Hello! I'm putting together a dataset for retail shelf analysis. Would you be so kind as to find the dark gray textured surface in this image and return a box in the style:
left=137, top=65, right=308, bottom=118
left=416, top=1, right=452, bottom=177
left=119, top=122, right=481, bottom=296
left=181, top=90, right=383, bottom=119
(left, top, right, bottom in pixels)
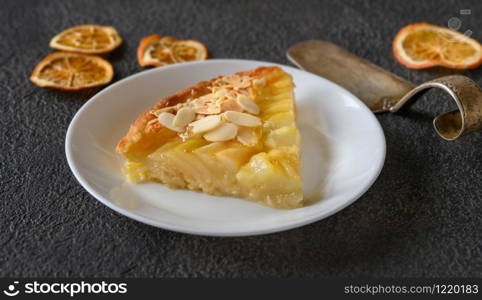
left=0, top=0, right=481, bottom=278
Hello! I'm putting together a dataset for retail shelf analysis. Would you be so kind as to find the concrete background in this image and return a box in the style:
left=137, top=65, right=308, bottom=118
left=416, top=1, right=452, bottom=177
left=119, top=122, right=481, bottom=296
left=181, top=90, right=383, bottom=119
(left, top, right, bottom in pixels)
left=0, top=0, right=480, bottom=277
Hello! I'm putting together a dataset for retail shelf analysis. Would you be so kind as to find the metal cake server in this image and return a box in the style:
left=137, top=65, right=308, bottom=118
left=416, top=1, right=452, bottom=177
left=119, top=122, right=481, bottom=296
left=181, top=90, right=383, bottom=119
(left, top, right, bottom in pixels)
left=287, top=40, right=482, bottom=140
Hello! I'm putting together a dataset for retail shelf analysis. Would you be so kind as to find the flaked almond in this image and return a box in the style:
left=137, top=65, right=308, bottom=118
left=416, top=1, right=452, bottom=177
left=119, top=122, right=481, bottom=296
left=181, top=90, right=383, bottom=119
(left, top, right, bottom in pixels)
left=220, top=98, right=243, bottom=112
left=190, top=115, right=222, bottom=134
left=222, top=111, right=261, bottom=127
left=214, top=89, right=228, bottom=98
left=192, top=95, right=221, bottom=114
left=203, top=123, right=238, bottom=142
left=254, top=78, right=266, bottom=86
left=237, top=127, right=258, bottom=146
left=151, top=106, right=175, bottom=116
left=226, top=75, right=252, bottom=88
left=158, top=112, right=184, bottom=132
left=239, top=89, right=250, bottom=96
left=173, top=107, right=196, bottom=127
left=237, top=95, right=259, bottom=114
left=195, top=106, right=221, bottom=114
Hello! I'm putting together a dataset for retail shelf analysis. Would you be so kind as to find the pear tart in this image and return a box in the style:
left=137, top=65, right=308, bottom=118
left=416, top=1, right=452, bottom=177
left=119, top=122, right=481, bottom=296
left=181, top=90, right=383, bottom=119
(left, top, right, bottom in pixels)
left=116, top=66, right=303, bottom=209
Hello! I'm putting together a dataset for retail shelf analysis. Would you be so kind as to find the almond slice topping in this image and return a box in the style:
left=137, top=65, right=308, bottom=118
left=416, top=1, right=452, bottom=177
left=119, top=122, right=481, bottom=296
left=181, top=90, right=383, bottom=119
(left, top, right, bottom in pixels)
left=220, top=99, right=244, bottom=112
left=173, top=107, right=196, bottom=127
left=203, top=123, right=238, bottom=142
left=254, top=78, right=266, bottom=86
left=151, top=106, right=175, bottom=116
left=190, top=115, right=222, bottom=134
left=158, top=112, right=184, bottom=132
left=237, top=127, right=258, bottom=146
left=222, top=111, right=261, bottom=127
left=237, top=95, right=259, bottom=114
left=214, top=89, right=228, bottom=98
left=192, top=95, right=221, bottom=114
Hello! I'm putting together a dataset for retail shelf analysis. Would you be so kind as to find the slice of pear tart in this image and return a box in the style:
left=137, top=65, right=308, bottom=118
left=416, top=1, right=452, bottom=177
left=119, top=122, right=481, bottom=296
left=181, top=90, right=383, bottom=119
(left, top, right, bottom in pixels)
left=116, top=66, right=303, bottom=209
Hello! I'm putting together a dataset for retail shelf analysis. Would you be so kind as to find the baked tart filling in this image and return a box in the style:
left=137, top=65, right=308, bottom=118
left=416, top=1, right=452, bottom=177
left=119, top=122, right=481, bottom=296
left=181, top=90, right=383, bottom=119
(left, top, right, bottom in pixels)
left=116, top=66, right=303, bottom=209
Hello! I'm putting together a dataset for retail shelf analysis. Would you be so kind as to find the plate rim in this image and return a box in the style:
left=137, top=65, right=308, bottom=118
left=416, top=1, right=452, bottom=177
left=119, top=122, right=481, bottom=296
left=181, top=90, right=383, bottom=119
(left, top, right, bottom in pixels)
left=65, top=58, right=386, bottom=237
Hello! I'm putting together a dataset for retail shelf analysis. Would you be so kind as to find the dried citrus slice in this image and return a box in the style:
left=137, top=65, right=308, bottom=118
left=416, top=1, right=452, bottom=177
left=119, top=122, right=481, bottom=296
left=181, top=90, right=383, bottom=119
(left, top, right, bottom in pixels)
left=137, top=34, right=208, bottom=67
left=30, top=52, right=113, bottom=90
left=393, top=23, right=482, bottom=69
left=50, top=25, right=122, bottom=54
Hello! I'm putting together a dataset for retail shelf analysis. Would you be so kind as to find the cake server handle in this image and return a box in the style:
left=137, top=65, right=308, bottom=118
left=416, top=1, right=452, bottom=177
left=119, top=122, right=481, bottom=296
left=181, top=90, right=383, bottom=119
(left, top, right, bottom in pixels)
left=389, top=75, right=482, bottom=140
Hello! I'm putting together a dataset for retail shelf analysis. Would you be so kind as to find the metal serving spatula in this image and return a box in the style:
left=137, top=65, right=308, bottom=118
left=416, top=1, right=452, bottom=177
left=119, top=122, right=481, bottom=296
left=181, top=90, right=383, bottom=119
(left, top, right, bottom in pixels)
left=287, top=40, right=482, bottom=140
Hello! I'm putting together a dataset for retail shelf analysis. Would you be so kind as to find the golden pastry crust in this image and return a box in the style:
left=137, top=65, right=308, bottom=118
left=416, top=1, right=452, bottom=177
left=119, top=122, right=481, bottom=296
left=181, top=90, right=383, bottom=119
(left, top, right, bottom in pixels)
left=116, top=66, right=285, bottom=159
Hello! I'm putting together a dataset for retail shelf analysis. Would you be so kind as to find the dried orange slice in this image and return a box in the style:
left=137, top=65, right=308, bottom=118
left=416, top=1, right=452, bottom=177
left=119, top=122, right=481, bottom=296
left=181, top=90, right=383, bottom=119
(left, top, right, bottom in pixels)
left=393, top=23, right=482, bottom=69
left=30, top=52, right=113, bottom=90
left=137, top=34, right=208, bottom=67
left=50, top=25, right=122, bottom=54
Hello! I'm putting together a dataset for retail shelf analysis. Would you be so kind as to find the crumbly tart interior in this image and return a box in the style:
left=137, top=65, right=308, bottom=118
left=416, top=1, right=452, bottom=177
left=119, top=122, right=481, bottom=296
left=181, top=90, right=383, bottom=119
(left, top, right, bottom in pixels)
left=116, top=66, right=303, bottom=209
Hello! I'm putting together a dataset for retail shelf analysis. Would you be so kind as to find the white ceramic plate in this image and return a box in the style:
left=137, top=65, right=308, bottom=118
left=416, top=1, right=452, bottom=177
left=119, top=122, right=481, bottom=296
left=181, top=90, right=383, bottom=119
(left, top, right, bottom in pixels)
left=65, top=59, right=385, bottom=237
